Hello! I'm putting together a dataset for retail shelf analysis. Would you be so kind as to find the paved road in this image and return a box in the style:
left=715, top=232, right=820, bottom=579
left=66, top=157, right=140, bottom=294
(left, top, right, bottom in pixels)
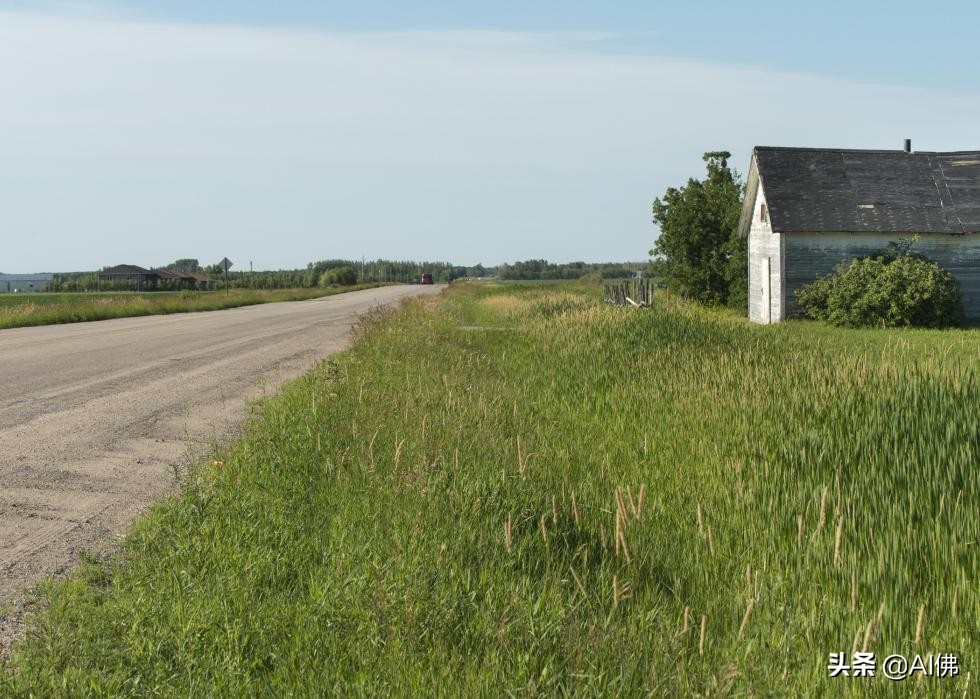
left=0, top=285, right=440, bottom=639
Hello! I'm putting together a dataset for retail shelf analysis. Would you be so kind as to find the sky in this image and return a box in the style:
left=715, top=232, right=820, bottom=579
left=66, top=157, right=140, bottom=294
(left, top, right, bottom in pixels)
left=3, top=2, right=980, bottom=272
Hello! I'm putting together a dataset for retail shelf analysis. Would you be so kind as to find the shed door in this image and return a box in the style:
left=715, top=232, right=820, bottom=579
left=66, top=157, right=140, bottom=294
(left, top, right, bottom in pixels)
left=762, top=257, right=772, bottom=323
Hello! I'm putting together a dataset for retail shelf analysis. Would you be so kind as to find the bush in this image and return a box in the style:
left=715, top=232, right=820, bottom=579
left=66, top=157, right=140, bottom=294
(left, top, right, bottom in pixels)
left=794, top=273, right=835, bottom=321
left=795, top=244, right=964, bottom=328
left=319, top=266, right=358, bottom=286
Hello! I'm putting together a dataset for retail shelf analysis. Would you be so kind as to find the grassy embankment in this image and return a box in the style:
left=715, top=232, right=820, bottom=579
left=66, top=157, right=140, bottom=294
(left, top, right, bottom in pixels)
left=2, top=283, right=977, bottom=695
left=0, top=285, right=389, bottom=330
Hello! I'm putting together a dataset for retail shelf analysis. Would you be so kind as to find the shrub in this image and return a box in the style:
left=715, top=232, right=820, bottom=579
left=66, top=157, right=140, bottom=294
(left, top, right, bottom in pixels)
left=319, top=266, right=358, bottom=286
left=795, top=244, right=964, bottom=328
left=794, top=273, right=835, bottom=321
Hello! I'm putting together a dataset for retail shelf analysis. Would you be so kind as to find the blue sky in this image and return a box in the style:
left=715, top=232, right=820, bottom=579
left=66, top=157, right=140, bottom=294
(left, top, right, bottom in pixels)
left=16, top=0, right=979, bottom=91
left=3, top=1, right=980, bottom=272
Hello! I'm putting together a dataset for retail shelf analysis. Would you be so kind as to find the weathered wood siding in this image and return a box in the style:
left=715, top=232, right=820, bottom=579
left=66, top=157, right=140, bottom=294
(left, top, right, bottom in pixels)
left=747, top=187, right=783, bottom=323
left=782, top=232, right=980, bottom=318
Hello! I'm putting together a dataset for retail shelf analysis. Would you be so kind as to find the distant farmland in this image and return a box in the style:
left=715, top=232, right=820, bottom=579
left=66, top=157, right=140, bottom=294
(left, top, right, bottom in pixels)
left=0, top=286, right=389, bottom=329
left=3, top=282, right=976, bottom=695
left=0, top=291, right=181, bottom=309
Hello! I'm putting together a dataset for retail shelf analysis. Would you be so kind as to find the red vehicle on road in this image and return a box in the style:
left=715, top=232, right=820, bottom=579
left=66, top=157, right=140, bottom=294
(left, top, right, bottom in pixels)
left=420, top=273, right=434, bottom=285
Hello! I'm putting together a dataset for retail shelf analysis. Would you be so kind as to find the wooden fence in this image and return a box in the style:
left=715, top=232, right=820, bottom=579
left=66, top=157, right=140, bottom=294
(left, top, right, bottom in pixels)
left=604, top=280, right=655, bottom=307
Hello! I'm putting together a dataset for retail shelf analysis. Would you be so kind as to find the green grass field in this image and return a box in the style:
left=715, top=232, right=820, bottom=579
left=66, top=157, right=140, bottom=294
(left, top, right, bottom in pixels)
left=2, top=283, right=976, bottom=696
left=0, top=286, right=389, bottom=330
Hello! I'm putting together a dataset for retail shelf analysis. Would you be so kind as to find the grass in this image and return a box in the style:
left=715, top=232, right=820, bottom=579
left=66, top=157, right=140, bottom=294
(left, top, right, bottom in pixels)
left=2, top=282, right=977, bottom=696
left=0, top=285, right=390, bottom=330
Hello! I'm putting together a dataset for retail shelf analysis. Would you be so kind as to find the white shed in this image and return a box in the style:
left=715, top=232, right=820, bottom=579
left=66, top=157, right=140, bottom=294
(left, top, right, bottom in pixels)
left=737, top=145, right=980, bottom=323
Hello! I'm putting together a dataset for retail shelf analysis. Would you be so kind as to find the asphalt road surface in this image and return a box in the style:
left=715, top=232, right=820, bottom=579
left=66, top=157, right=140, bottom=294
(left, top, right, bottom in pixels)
left=0, top=284, right=440, bottom=648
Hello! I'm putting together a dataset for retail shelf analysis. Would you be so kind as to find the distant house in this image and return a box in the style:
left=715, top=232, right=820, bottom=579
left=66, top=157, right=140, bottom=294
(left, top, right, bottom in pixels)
left=99, top=264, right=156, bottom=289
left=737, top=144, right=980, bottom=323
left=98, top=265, right=212, bottom=291
left=184, top=272, right=213, bottom=290
left=0, top=273, right=54, bottom=293
left=150, top=268, right=213, bottom=290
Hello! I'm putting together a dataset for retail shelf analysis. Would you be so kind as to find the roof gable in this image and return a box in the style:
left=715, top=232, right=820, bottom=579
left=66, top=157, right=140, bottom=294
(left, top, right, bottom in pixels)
left=738, top=147, right=980, bottom=237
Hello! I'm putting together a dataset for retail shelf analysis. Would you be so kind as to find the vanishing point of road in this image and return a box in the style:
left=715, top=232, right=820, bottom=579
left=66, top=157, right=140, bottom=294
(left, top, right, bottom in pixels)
left=0, top=285, right=440, bottom=643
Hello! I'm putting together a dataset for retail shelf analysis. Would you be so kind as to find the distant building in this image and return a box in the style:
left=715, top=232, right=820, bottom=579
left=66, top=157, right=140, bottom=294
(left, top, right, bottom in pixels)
left=738, top=144, right=980, bottom=323
left=149, top=268, right=213, bottom=290
left=98, top=265, right=212, bottom=291
left=0, top=273, right=54, bottom=293
left=98, top=265, right=156, bottom=289
left=184, top=272, right=213, bottom=290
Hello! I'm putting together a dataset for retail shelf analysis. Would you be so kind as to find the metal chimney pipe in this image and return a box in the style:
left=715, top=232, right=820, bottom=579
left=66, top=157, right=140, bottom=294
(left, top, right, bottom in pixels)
left=904, top=138, right=912, bottom=153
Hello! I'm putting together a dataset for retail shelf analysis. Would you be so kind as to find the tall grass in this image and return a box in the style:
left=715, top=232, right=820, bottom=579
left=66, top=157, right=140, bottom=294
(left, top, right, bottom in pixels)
left=2, top=283, right=976, bottom=696
left=0, top=286, right=388, bottom=330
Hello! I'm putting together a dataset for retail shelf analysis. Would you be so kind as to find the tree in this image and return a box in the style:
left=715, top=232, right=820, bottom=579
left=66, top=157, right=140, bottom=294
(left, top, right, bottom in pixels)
left=306, top=260, right=353, bottom=287
left=651, top=151, right=746, bottom=308
left=166, top=258, right=202, bottom=273
left=319, top=266, right=358, bottom=286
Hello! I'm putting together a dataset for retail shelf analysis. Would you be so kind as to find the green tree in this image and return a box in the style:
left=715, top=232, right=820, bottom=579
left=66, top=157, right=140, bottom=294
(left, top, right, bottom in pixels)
left=167, top=259, right=202, bottom=273
left=651, top=151, right=746, bottom=308
left=319, top=266, right=358, bottom=286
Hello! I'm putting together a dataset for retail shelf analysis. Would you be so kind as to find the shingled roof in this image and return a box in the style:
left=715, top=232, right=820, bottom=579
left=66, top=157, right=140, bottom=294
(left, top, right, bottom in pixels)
left=101, top=264, right=151, bottom=275
left=738, top=147, right=980, bottom=238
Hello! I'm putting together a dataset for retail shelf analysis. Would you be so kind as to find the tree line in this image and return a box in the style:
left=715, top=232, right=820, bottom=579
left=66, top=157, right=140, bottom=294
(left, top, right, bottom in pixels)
left=50, top=259, right=495, bottom=292
left=50, top=257, right=666, bottom=292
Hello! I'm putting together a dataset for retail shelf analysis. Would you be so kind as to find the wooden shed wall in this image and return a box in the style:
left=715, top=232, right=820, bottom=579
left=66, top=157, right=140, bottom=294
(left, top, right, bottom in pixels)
left=747, top=187, right=784, bottom=323
left=782, top=232, right=980, bottom=318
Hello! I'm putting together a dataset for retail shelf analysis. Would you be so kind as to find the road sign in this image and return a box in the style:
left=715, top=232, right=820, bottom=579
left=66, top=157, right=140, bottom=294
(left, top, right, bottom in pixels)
left=219, top=258, right=233, bottom=295
left=657, top=281, right=668, bottom=289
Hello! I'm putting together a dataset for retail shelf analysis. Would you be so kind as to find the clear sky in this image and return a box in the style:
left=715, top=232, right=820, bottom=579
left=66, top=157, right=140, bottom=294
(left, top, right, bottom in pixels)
left=3, top=1, right=980, bottom=272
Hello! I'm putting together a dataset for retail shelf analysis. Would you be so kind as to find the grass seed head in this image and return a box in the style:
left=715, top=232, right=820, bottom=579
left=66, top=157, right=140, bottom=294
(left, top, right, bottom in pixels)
left=850, top=625, right=862, bottom=658
left=834, top=517, right=844, bottom=568
left=816, top=485, right=829, bottom=535
left=914, top=604, right=926, bottom=644
left=861, top=618, right=874, bottom=652
left=738, top=598, right=756, bottom=639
